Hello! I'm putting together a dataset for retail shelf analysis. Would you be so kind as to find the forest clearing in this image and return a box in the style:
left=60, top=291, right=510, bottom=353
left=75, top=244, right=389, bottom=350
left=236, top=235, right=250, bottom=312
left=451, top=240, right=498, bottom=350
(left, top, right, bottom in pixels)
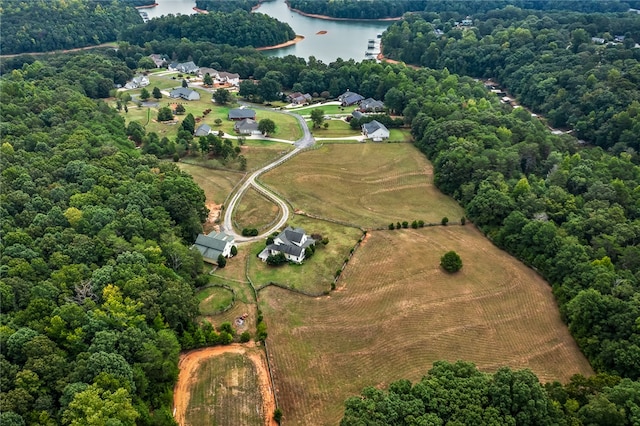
left=259, top=225, right=594, bottom=425
left=175, top=344, right=276, bottom=426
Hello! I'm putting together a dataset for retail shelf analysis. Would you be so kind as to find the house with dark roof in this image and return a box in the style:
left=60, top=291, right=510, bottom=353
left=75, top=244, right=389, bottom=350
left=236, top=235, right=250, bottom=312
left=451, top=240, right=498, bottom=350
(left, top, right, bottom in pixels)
left=195, top=124, right=211, bottom=137
left=228, top=108, right=256, bottom=121
left=288, top=92, right=312, bottom=105
left=359, top=98, right=385, bottom=112
left=192, top=231, right=236, bottom=264
left=149, top=54, right=169, bottom=68
left=234, top=118, right=261, bottom=135
left=169, top=87, right=200, bottom=101
left=198, top=67, right=218, bottom=79
left=338, top=90, right=365, bottom=106
left=351, top=110, right=364, bottom=120
left=169, top=61, right=199, bottom=74
left=258, top=227, right=315, bottom=264
left=216, top=72, right=240, bottom=86
left=362, top=120, right=390, bottom=142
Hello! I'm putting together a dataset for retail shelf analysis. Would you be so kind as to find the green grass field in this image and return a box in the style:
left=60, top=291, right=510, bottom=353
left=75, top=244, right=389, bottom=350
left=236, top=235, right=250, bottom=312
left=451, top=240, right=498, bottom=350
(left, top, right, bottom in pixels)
left=248, top=216, right=363, bottom=294
left=197, top=286, right=235, bottom=316
left=260, top=225, right=594, bottom=425
left=308, top=119, right=362, bottom=138
left=260, top=143, right=464, bottom=229
left=294, top=104, right=356, bottom=115
left=184, top=352, right=263, bottom=426
left=233, top=187, right=281, bottom=233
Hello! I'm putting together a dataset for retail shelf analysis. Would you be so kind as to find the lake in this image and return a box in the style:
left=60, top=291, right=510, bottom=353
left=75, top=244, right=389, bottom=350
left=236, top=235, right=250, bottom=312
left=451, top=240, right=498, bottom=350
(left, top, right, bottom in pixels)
left=139, top=0, right=395, bottom=64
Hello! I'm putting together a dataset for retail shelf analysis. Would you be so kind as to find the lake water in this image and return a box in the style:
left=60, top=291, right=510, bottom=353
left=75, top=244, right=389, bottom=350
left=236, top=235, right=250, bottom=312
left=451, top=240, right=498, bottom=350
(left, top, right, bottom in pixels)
left=139, top=0, right=395, bottom=64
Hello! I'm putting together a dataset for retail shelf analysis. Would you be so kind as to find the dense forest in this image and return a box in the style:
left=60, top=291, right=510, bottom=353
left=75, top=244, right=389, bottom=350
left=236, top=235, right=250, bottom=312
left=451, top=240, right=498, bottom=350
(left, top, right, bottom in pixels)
left=195, top=0, right=261, bottom=13
left=381, top=9, right=640, bottom=150
left=343, top=361, right=639, bottom=425
left=0, top=0, right=142, bottom=55
left=120, top=10, right=295, bottom=49
left=0, top=55, right=225, bottom=424
left=288, top=0, right=640, bottom=19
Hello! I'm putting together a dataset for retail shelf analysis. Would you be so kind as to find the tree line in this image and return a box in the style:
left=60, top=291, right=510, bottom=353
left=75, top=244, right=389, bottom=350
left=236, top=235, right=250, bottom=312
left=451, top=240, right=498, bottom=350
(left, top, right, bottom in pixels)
left=288, top=0, right=640, bottom=19
left=0, top=58, right=216, bottom=424
left=381, top=7, right=640, bottom=150
left=0, top=0, right=142, bottom=55
left=120, top=10, right=295, bottom=49
left=342, top=361, right=640, bottom=425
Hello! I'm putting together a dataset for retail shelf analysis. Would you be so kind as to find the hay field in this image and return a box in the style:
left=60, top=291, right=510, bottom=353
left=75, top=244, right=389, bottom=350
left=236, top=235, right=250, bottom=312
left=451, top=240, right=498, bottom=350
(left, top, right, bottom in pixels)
left=233, top=187, right=281, bottom=233
left=260, top=225, right=593, bottom=425
left=184, top=352, right=263, bottom=425
left=260, top=144, right=464, bottom=229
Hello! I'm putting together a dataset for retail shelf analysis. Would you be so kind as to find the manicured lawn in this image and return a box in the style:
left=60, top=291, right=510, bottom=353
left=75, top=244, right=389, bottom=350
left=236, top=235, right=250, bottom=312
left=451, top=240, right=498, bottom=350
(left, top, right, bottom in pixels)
left=309, top=119, right=362, bottom=138
left=261, top=225, right=594, bottom=425
left=294, top=104, right=356, bottom=115
left=197, top=286, right=234, bottom=316
left=248, top=216, right=363, bottom=294
left=184, top=353, right=263, bottom=426
left=260, top=143, right=465, bottom=229
left=233, top=187, right=281, bottom=233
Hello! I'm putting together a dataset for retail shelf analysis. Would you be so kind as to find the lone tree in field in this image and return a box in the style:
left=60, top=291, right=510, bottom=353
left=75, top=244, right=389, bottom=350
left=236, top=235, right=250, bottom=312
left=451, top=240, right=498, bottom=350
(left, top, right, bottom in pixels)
left=140, top=87, right=150, bottom=101
left=157, top=106, right=173, bottom=122
left=152, top=86, right=162, bottom=99
left=440, top=251, right=463, bottom=273
left=310, top=108, right=325, bottom=128
left=213, top=88, right=231, bottom=104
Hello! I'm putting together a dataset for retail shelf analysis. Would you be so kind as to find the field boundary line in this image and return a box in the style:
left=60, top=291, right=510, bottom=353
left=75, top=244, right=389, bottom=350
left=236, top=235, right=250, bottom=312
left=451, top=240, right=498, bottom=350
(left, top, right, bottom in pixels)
left=197, top=283, right=237, bottom=315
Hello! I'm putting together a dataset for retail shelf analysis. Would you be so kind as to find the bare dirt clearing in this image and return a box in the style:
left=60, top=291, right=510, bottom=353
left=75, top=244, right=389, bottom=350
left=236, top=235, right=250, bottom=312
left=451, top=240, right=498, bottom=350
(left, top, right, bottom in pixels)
left=174, top=344, right=276, bottom=426
left=260, top=225, right=593, bottom=425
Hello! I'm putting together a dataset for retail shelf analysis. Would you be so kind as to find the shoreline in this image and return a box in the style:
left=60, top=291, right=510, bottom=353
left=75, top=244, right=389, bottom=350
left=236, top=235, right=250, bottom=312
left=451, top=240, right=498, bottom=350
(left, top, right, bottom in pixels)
left=134, top=3, right=158, bottom=9
left=256, top=35, right=305, bottom=51
left=253, top=1, right=402, bottom=22
left=288, top=6, right=403, bottom=22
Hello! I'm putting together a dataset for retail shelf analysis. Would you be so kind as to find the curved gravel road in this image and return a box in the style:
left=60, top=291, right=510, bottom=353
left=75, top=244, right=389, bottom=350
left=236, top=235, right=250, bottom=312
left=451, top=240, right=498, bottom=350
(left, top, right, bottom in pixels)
left=221, top=108, right=315, bottom=242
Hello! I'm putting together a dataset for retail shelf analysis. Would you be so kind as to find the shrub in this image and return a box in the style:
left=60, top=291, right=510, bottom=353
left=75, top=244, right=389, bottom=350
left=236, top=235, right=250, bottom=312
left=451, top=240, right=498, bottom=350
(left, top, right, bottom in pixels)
left=440, top=251, right=463, bottom=273
left=274, top=408, right=283, bottom=424
left=240, top=331, right=251, bottom=343
left=217, top=254, right=226, bottom=268
left=321, top=237, right=329, bottom=245
left=230, top=245, right=238, bottom=256
left=461, top=216, right=466, bottom=225
left=418, top=220, right=425, bottom=227
left=441, top=217, right=449, bottom=226
left=389, top=223, right=395, bottom=230
left=411, top=220, right=418, bottom=229
left=266, top=252, right=287, bottom=266
left=396, top=221, right=401, bottom=229
left=402, top=221, right=409, bottom=229
left=242, top=228, right=259, bottom=237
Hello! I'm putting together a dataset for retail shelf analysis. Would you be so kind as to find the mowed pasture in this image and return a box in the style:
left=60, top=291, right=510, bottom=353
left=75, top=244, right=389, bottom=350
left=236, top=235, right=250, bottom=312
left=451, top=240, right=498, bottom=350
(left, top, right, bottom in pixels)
left=182, top=351, right=265, bottom=426
left=260, top=225, right=593, bottom=425
left=233, top=187, right=281, bottom=233
left=260, top=143, right=464, bottom=229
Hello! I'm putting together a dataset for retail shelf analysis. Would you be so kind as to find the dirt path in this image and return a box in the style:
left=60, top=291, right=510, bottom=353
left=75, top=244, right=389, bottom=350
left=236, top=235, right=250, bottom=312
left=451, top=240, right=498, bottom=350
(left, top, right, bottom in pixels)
left=174, top=343, right=277, bottom=426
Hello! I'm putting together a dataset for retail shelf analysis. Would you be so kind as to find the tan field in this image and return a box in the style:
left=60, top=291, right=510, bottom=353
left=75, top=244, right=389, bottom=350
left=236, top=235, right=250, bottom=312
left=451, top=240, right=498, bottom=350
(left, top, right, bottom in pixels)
left=260, top=225, right=593, bottom=425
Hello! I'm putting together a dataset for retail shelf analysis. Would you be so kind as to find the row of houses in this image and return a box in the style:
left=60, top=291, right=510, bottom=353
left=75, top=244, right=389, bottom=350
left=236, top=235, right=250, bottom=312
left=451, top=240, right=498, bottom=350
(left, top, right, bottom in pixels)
left=192, top=226, right=316, bottom=265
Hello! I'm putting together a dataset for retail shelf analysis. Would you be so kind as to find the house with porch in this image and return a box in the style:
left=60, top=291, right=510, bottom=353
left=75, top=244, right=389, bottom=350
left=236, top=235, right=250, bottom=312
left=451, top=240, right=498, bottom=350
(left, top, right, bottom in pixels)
left=234, top=118, right=261, bottom=135
left=148, top=54, right=169, bottom=68
left=169, top=87, right=200, bottom=101
left=169, top=61, right=199, bottom=74
left=216, top=72, right=241, bottom=86
left=192, top=231, right=236, bottom=264
left=359, top=98, right=385, bottom=112
left=228, top=108, right=256, bottom=121
left=124, top=75, right=149, bottom=90
left=362, top=120, right=390, bottom=142
left=258, top=227, right=315, bottom=264
left=288, top=92, right=312, bottom=105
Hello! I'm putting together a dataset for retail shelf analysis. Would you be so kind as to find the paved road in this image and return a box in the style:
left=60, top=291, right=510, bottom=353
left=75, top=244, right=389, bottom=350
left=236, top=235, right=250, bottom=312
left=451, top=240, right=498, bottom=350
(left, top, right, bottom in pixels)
left=221, top=107, right=315, bottom=242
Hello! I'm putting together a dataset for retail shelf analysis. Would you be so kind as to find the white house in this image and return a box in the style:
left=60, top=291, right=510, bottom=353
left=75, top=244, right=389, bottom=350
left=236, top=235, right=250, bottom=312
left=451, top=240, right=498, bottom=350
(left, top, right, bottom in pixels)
left=124, top=75, right=149, bottom=90
left=258, top=227, right=315, bottom=264
left=362, top=120, right=390, bottom=142
left=216, top=72, right=240, bottom=86
left=192, top=231, right=236, bottom=264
